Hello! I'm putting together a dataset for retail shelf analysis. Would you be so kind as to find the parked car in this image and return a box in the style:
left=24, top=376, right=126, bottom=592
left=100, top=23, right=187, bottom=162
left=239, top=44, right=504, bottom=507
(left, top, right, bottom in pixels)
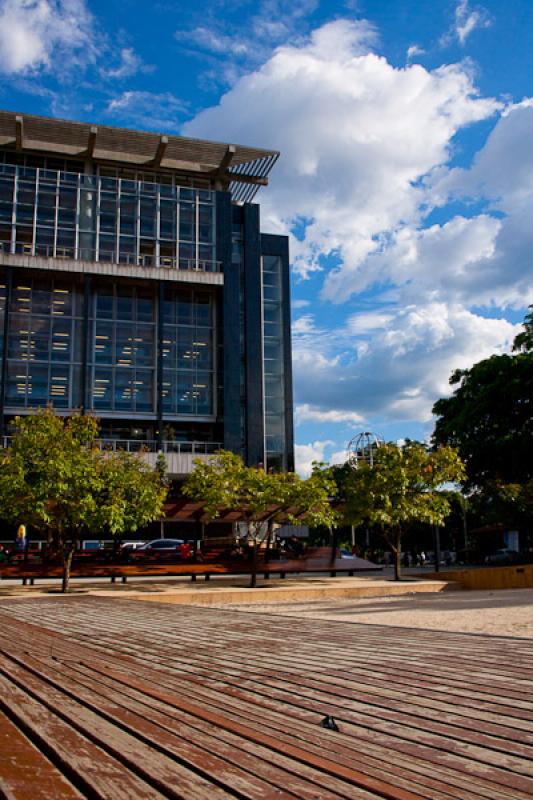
left=138, top=539, right=184, bottom=552
left=340, top=549, right=356, bottom=559
left=485, top=549, right=520, bottom=565
left=120, top=541, right=146, bottom=552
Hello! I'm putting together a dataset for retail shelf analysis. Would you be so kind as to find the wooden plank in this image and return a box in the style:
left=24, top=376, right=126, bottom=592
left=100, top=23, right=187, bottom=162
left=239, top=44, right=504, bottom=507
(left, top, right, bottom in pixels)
left=0, top=710, right=82, bottom=800
left=0, top=646, right=325, bottom=800
left=0, top=673, right=166, bottom=800
left=0, top=656, right=233, bottom=800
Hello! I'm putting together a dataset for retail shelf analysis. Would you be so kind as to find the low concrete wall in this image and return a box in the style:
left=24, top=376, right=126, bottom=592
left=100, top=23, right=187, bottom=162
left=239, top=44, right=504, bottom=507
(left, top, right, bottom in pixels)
left=426, top=564, right=533, bottom=590
left=125, top=579, right=456, bottom=606
left=142, top=450, right=213, bottom=476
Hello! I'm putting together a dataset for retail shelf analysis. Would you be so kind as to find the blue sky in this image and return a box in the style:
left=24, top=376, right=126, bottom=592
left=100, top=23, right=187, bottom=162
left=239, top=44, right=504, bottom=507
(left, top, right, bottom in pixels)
left=1, top=0, right=532, bottom=473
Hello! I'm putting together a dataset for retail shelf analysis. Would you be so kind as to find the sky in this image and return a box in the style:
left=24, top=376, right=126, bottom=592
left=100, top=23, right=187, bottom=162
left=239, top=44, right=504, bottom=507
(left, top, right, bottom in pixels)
left=1, top=0, right=532, bottom=474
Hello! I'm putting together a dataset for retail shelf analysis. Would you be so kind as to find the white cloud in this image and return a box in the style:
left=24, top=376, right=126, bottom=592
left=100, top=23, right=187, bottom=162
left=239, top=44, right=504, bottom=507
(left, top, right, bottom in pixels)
left=407, top=44, right=425, bottom=61
left=175, top=0, right=324, bottom=87
left=183, top=19, right=499, bottom=286
left=293, top=303, right=520, bottom=424
left=106, top=91, right=187, bottom=131
left=346, top=312, right=393, bottom=334
left=292, top=314, right=324, bottom=334
left=326, top=213, right=506, bottom=306
left=100, top=47, right=152, bottom=80
left=183, top=18, right=526, bottom=431
left=0, top=0, right=96, bottom=75
left=292, top=299, right=311, bottom=309
left=294, top=440, right=334, bottom=477
left=175, top=26, right=250, bottom=57
left=433, top=102, right=533, bottom=214
left=453, top=0, right=490, bottom=46
left=295, top=404, right=365, bottom=425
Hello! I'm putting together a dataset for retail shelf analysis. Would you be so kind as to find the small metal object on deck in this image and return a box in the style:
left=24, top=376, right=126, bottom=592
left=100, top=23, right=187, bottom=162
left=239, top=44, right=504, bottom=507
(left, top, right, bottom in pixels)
left=320, top=715, right=339, bottom=731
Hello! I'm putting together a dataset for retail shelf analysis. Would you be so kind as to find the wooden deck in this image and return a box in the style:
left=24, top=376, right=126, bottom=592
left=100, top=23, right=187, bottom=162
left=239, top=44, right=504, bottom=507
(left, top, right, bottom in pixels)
left=0, top=596, right=532, bottom=799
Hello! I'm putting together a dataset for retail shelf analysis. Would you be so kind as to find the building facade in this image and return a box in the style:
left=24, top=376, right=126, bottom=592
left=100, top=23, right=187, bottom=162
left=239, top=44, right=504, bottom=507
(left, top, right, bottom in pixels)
left=0, top=111, right=294, bottom=474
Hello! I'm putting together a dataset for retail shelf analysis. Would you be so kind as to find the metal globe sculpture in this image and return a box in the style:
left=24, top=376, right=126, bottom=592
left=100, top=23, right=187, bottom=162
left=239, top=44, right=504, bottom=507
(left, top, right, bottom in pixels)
left=347, top=431, right=384, bottom=468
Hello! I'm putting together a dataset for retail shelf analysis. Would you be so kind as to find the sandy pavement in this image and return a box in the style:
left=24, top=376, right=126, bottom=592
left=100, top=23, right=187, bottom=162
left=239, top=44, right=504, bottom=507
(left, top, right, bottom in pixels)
left=219, top=587, right=533, bottom=638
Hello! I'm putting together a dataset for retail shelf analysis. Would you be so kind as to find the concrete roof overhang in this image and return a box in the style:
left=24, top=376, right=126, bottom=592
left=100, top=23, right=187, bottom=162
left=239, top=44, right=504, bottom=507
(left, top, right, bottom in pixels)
left=0, top=110, right=279, bottom=202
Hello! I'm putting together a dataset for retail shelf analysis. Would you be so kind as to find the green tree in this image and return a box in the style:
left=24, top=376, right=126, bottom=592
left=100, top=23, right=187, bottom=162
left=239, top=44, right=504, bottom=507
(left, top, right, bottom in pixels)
left=0, top=409, right=167, bottom=592
left=432, top=308, right=533, bottom=490
left=183, top=450, right=338, bottom=586
left=343, top=442, right=465, bottom=580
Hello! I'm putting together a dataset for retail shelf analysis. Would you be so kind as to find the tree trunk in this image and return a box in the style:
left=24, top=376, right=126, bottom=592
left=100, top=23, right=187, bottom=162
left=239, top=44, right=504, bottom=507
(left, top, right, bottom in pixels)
left=265, top=520, right=273, bottom=560
left=393, top=547, right=401, bottom=581
left=329, top=526, right=337, bottom=565
left=250, top=541, right=258, bottom=588
left=62, top=545, right=75, bottom=593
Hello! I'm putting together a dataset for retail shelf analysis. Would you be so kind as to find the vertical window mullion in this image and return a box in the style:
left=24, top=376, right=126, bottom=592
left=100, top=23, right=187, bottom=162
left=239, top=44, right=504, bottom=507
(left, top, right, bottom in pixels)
left=136, top=184, right=141, bottom=266
left=53, top=170, right=59, bottom=258
left=32, top=168, right=39, bottom=256
left=211, top=196, right=216, bottom=268
left=95, top=177, right=101, bottom=262
left=75, top=173, right=80, bottom=260
left=195, top=193, right=199, bottom=270
left=116, top=179, right=121, bottom=264
left=156, top=186, right=160, bottom=267
left=10, top=169, right=17, bottom=255
left=175, top=191, right=180, bottom=270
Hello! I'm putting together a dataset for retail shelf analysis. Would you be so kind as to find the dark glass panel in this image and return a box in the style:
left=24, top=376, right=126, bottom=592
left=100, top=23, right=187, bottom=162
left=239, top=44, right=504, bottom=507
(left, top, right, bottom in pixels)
left=49, top=365, right=69, bottom=407
left=176, top=292, right=194, bottom=325
left=133, top=370, right=153, bottom=412
left=6, top=362, right=28, bottom=405
left=95, top=288, right=114, bottom=319
left=133, top=325, right=154, bottom=366
left=94, top=321, right=113, bottom=363
left=177, top=373, right=194, bottom=413
left=27, top=363, right=49, bottom=403
left=115, top=324, right=135, bottom=366
left=114, top=368, right=134, bottom=411
left=92, top=368, right=112, bottom=409
left=116, top=287, right=134, bottom=320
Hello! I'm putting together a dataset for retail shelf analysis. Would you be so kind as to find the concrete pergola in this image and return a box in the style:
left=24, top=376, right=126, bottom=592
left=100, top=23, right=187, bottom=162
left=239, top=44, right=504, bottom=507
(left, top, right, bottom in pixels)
left=0, top=110, right=279, bottom=202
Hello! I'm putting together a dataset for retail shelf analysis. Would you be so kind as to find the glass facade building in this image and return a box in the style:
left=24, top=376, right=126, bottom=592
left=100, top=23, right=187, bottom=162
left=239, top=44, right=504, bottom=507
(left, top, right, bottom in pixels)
left=0, top=111, right=294, bottom=472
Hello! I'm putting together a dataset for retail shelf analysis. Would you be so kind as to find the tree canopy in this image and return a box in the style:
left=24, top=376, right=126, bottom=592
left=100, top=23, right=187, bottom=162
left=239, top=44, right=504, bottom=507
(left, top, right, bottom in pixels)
left=183, top=450, right=338, bottom=586
left=432, top=307, right=533, bottom=493
left=0, top=409, right=168, bottom=591
left=341, top=441, right=465, bottom=579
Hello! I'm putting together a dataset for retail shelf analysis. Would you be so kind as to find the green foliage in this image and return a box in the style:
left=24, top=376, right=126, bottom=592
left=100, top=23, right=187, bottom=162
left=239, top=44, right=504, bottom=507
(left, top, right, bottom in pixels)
left=344, top=442, right=465, bottom=530
left=183, top=450, right=338, bottom=538
left=512, top=305, right=533, bottom=353
left=432, top=307, right=533, bottom=494
left=96, top=451, right=168, bottom=537
left=342, top=441, right=464, bottom=579
left=0, top=409, right=168, bottom=590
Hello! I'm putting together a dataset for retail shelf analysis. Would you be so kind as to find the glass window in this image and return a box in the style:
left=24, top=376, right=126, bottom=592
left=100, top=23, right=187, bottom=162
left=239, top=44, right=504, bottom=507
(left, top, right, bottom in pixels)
left=94, top=322, right=113, bottom=363
left=133, top=326, right=154, bottom=366
left=133, top=370, right=153, bottom=412
left=96, top=288, right=113, bottom=319
left=6, top=362, right=28, bottom=404
left=137, top=290, right=154, bottom=322
left=177, top=373, right=194, bottom=413
left=116, top=287, right=134, bottom=320
left=49, top=366, right=69, bottom=407
left=177, top=328, right=194, bottom=369
left=92, top=369, right=112, bottom=408
left=177, top=292, right=194, bottom=325
left=114, top=368, right=134, bottom=411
